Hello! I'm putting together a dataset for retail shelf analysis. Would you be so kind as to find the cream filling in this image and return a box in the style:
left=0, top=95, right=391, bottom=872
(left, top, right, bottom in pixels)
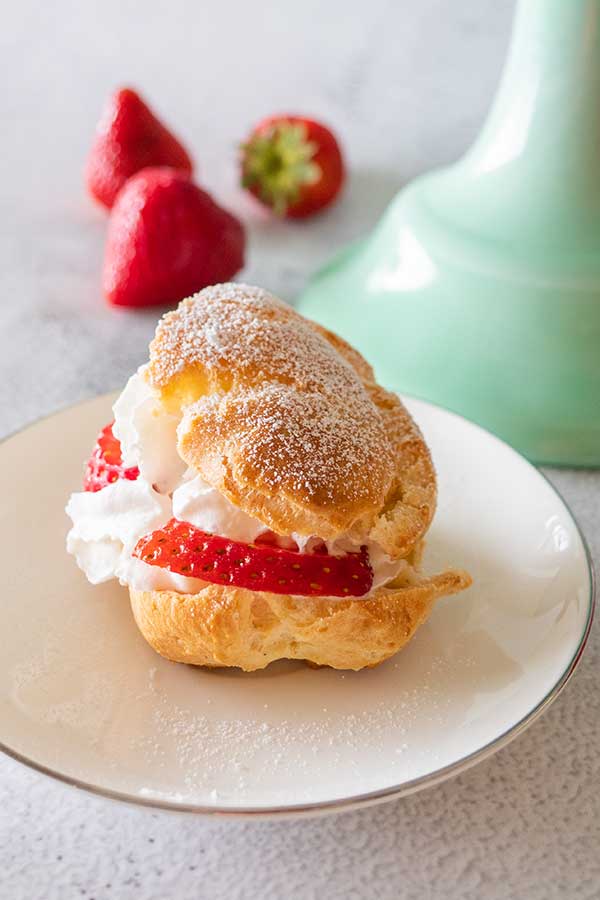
left=66, top=368, right=404, bottom=595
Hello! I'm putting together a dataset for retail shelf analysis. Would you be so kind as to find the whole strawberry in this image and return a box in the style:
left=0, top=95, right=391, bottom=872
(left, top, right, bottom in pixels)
left=103, top=167, right=245, bottom=308
left=86, top=88, right=193, bottom=209
left=240, top=115, right=345, bottom=218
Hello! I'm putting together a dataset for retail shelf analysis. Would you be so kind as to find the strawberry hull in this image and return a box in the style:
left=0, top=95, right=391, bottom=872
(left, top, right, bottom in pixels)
left=241, top=115, right=345, bottom=218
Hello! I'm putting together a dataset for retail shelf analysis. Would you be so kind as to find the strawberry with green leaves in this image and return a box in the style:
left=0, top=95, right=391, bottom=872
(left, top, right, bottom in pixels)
left=241, top=115, right=345, bottom=218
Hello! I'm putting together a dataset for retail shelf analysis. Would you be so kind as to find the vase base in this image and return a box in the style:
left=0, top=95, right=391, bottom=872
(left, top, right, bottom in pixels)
left=297, top=177, right=600, bottom=467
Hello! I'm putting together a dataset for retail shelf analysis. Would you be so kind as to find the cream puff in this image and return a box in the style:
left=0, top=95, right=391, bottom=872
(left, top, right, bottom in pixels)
left=66, top=283, right=471, bottom=670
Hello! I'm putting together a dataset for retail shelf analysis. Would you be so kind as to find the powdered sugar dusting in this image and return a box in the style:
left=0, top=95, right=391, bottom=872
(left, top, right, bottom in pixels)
left=149, top=283, right=360, bottom=395
left=150, top=283, right=394, bottom=512
left=186, top=383, right=389, bottom=506
left=131, top=670, right=455, bottom=802
left=240, top=388, right=380, bottom=501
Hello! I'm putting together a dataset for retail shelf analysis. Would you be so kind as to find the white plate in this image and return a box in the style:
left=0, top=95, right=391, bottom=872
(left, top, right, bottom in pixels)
left=0, top=394, right=593, bottom=817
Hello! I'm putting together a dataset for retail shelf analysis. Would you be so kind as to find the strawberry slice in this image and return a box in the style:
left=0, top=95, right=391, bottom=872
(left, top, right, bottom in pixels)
left=83, top=422, right=139, bottom=492
left=134, top=518, right=373, bottom=598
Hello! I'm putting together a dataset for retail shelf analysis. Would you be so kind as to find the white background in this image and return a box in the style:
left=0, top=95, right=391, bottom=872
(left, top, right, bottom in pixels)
left=2, top=1, right=599, bottom=897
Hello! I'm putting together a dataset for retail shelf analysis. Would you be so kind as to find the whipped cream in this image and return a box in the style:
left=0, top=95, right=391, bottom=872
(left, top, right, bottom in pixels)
left=66, top=477, right=205, bottom=592
left=66, top=367, right=404, bottom=596
left=113, top=369, right=186, bottom=494
left=173, top=474, right=266, bottom=544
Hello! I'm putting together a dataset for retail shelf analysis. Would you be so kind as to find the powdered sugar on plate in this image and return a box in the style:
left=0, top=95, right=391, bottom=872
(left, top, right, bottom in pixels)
left=128, top=655, right=464, bottom=805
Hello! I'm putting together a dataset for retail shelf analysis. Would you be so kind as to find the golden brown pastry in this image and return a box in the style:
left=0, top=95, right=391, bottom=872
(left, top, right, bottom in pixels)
left=66, top=283, right=471, bottom=671
left=148, top=285, right=437, bottom=557
left=130, top=554, right=468, bottom=671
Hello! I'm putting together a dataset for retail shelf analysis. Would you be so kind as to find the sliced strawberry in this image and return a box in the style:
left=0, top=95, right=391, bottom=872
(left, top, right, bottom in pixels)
left=134, top=518, right=373, bottom=598
left=83, top=422, right=139, bottom=492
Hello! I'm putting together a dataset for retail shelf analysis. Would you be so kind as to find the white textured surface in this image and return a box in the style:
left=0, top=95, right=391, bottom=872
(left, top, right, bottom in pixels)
left=1, top=0, right=599, bottom=897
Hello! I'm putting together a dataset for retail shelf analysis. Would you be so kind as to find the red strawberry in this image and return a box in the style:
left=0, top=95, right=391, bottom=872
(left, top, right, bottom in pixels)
left=240, top=115, right=345, bottom=218
left=83, top=422, right=139, bottom=492
left=86, top=87, right=193, bottom=209
left=134, top=519, right=373, bottom=598
left=103, top=167, right=245, bottom=308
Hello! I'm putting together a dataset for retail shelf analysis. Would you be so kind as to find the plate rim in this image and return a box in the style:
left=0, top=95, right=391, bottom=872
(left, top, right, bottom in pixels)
left=0, top=392, right=595, bottom=819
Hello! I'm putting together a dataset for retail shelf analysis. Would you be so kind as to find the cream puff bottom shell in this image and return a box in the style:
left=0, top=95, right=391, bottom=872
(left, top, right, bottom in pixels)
left=129, top=554, right=470, bottom=671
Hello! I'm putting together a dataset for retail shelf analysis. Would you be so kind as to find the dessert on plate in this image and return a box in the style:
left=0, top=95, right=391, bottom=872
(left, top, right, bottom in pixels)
left=66, top=283, right=471, bottom=670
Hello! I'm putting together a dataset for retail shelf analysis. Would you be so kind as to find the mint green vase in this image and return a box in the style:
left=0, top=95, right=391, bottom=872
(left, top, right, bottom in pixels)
left=298, top=0, right=600, bottom=466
